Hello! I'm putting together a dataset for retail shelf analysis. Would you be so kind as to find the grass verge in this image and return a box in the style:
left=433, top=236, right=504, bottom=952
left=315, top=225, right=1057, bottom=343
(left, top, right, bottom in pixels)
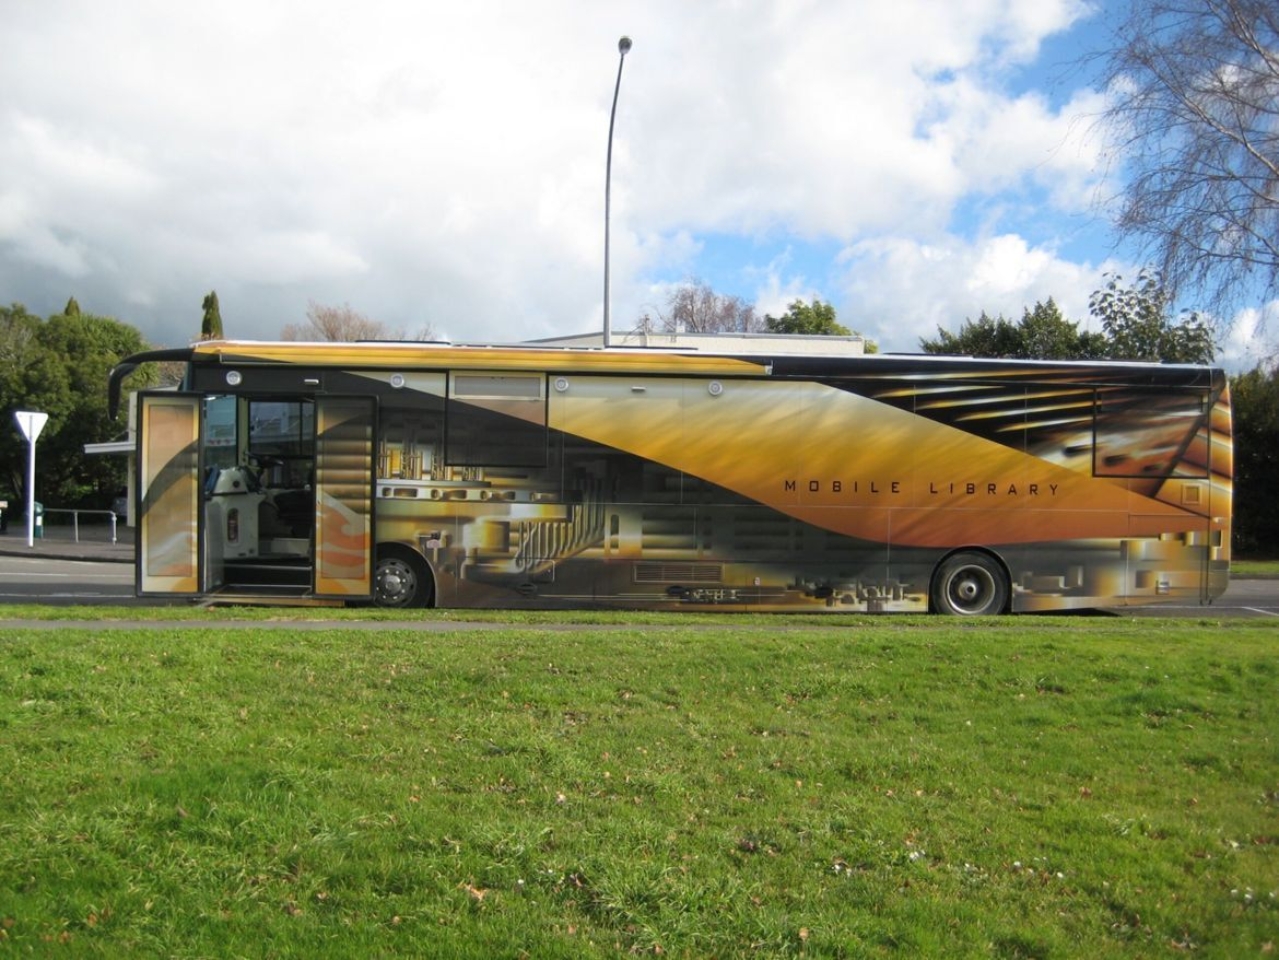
left=2, top=616, right=1277, bottom=957
left=1231, top=559, right=1279, bottom=579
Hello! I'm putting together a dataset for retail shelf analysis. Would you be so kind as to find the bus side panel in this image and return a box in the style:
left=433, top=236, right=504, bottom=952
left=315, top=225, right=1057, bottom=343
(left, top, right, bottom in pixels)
left=314, top=397, right=374, bottom=599
left=138, top=393, right=202, bottom=595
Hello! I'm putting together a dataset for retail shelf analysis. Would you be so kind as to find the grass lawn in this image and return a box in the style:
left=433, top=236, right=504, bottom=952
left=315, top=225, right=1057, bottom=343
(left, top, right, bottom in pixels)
left=1, top=614, right=1277, bottom=957
left=1232, top=559, right=1279, bottom=579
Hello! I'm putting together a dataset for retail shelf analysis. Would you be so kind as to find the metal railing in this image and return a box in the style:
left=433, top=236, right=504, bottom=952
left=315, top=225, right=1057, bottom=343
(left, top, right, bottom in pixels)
left=41, top=508, right=119, bottom=544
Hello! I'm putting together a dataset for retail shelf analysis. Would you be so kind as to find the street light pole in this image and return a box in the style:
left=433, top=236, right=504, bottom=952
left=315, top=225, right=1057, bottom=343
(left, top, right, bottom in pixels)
left=603, top=35, right=632, bottom=349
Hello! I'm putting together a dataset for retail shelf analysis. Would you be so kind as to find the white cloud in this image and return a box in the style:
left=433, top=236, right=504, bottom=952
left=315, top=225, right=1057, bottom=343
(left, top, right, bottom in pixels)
left=927, top=81, right=1110, bottom=212
left=836, top=232, right=1118, bottom=348
left=2, top=0, right=1135, bottom=353
left=1217, top=300, right=1279, bottom=371
left=736, top=247, right=838, bottom=321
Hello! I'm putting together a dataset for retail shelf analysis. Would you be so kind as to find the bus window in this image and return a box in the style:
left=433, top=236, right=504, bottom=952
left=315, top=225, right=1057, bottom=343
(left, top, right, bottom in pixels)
left=1095, top=389, right=1208, bottom=479
left=446, top=373, right=547, bottom=467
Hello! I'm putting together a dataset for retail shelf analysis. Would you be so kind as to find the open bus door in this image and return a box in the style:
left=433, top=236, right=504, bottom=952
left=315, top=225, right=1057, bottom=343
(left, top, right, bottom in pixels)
left=312, top=397, right=375, bottom=600
left=137, top=393, right=202, bottom=597
left=137, top=391, right=375, bottom=604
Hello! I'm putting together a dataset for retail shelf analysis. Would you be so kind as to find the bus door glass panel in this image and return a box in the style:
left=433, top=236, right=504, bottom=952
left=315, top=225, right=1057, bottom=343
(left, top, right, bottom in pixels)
left=203, top=394, right=239, bottom=470
left=138, top=393, right=201, bottom=595
left=245, top=399, right=316, bottom=547
left=201, top=395, right=239, bottom=591
left=314, top=397, right=374, bottom=598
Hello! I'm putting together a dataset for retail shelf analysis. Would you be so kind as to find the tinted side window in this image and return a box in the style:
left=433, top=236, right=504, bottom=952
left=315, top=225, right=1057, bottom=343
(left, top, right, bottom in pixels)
left=446, top=374, right=548, bottom=468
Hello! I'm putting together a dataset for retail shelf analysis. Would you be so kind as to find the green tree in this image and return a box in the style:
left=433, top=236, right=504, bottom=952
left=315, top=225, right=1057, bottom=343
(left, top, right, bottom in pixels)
left=0, top=305, right=63, bottom=503
left=920, top=300, right=1105, bottom=359
left=920, top=311, right=1022, bottom=357
left=922, top=280, right=1213, bottom=363
left=1229, top=364, right=1279, bottom=557
left=764, top=299, right=850, bottom=336
left=1088, top=271, right=1214, bottom=363
left=1020, top=299, right=1107, bottom=360
left=0, top=304, right=153, bottom=510
left=201, top=290, right=224, bottom=340
left=63, top=297, right=81, bottom=316
left=763, top=298, right=878, bottom=350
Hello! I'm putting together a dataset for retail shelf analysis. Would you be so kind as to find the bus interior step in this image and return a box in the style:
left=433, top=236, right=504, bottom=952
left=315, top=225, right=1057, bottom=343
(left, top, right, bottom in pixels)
left=222, top=560, right=312, bottom=589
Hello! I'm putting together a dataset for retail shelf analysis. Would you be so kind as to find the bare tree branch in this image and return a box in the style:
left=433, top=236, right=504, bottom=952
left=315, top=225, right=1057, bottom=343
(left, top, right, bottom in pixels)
left=1096, top=0, right=1279, bottom=317
left=281, top=302, right=436, bottom=342
left=646, top=280, right=762, bottom=334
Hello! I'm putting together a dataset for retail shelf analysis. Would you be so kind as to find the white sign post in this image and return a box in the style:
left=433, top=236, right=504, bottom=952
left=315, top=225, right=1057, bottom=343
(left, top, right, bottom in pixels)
left=14, top=411, right=49, bottom=548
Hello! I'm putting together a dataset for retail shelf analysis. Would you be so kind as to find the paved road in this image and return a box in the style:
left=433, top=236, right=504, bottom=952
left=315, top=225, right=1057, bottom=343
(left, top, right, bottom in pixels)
left=0, top=555, right=137, bottom=605
left=0, top=545, right=1276, bottom=618
left=1102, top=577, right=1279, bottom=619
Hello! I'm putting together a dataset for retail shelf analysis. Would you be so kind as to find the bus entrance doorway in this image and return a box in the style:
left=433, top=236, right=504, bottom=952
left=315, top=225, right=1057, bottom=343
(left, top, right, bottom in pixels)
left=136, top=391, right=374, bottom=603
left=203, top=395, right=316, bottom=597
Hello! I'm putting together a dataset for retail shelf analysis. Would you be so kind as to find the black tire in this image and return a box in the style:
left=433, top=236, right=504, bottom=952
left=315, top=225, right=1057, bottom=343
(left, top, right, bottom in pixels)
left=930, top=552, right=1010, bottom=615
left=373, top=546, right=435, bottom=608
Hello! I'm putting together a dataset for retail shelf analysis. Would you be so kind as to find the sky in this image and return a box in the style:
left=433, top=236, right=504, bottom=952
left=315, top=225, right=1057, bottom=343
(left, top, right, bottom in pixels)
left=1, top=0, right=1273, bottom=366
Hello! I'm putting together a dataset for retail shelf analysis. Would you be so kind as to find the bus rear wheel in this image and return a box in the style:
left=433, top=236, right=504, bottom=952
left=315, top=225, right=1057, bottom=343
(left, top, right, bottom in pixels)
left=931, top=552, right=1009, bottom=615
left=373, top=546, right=434, bottom=608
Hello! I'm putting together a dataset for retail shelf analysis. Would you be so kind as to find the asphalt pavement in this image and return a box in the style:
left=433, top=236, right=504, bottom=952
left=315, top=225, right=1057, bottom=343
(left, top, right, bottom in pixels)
left=0, top=526, right=134, bottom=563
left=0, top=530, right=1273, bottom=618
left=0, top=528, right=1268, bottom=580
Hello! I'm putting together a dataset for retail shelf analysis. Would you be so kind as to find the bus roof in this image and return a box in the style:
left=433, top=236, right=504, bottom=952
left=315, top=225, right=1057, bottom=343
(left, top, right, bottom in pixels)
left=183, top=338, right=1222, bottom=385
left=189, top=339, right=767, bottom=376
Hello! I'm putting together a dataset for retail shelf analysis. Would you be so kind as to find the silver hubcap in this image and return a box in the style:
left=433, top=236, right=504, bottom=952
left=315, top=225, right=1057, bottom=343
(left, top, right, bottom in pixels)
left=376, top=559, right=416, bottom=605
left=949, top=568, right=992, bottom=612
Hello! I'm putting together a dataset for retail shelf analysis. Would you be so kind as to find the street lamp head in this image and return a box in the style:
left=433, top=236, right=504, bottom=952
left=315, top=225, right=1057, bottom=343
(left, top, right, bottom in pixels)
left=618, top=36, right=632, bottom=56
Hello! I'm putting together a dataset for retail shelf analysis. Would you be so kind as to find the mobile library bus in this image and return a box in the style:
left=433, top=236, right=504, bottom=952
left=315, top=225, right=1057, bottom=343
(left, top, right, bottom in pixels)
left=109, top=340, right=1231, bottom=613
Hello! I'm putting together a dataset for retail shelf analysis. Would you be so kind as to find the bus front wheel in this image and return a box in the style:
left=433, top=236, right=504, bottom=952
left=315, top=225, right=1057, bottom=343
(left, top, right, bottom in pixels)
left=930, top=552, right=1009, bottom=615
left=373, top=546, right=435, bottom=608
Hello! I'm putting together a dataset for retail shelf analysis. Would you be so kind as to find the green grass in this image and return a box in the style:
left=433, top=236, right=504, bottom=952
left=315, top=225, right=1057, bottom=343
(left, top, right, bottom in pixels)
left=1231, top=559, right=1279, bottom=578
left=2, top=616, right=1277, bottom=957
